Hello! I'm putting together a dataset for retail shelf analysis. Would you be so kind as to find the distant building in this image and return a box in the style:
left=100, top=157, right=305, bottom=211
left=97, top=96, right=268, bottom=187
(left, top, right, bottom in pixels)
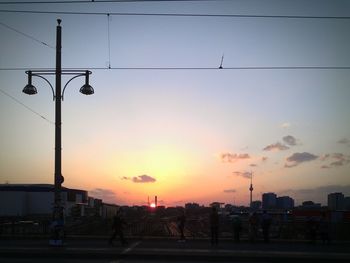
left=328, top=192, right=345, bottom=210
left=210, top=202, right=225, bottom=209
left=185, top=203, right=200, bottom=210
left=277, top=196, right=294, bottom=210
left=250, top=200, right=262, bottom=211
left=262, top=192, right=277, bottom=210
left=301, top=201, right=321, bottom=209
left=344, top=197, right=350, bottom=210
left=0, top=184, right=87, bottom=217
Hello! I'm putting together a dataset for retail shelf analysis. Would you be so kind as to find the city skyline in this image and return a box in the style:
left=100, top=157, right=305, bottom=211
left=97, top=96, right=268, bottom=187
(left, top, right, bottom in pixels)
left=1, top=0, right=350, bottom=207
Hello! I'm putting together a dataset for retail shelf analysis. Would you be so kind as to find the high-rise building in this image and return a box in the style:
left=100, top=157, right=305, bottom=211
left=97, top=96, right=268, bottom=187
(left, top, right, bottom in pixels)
left=328, top=192, right=344, bottom=210
left=262, top=192, right=277, bottom=210
left=251, top=200, right=262, bottom=211
left=344, top=197, right=350, bottom=210
left=277, top=196, right=294, bottom=210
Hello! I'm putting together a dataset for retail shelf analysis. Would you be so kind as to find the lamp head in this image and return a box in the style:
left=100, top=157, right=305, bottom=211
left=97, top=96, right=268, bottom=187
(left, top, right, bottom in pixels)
left=23, top=71, right=37, bottom=95
left=80, top=84, right=94, bottom=95
left=23, top=83, right=37, bottom=95
left=80, top=71, right=94, bottom=95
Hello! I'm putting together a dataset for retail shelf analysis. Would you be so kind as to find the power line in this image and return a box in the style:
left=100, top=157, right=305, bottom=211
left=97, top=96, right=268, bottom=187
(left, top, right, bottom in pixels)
left=0, top=21, right=54, bottom=48
left=1, top=66, right=350, bottom=71
left=1, top=9, right=350, bottom=19
left=0, top=0, right=216, bottom=4
left=0, top=88, right=54, bottom=125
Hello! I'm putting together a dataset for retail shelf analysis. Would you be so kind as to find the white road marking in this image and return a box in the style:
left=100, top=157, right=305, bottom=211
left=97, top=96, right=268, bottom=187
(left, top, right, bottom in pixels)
left=121, top=241, right=141, bottom=254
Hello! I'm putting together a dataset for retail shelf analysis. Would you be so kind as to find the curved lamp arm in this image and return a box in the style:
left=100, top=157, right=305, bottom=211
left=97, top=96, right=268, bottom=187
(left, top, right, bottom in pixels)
left=26, top=71, right=55, bottom=100
left=61, top=73, right=85, bottom=101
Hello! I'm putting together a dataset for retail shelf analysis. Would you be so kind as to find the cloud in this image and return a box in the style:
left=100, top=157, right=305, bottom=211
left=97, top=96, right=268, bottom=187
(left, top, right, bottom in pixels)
left=280, top=122, right=291, bottom=129
left=283, top=135, right=298, bottom=146
left=132, top=174, right=156, bottom=183
left=223, top=189, right=236, bottom=193
left=285, top=152, right=318, bottom=168
left=89, top=188, right=119, bottom=204
left=121, top=174, right=157, bottom=183
left=321, top=165, right=330, bottom=169
left=320, top=153, right=350, bottom=168
left=249, top=163, right=258, bottom=167
left=220, top=152, right=250, bottom=163
left=263, top=142, right=289, bottom=151
left=262, top=156, right=268, bottom=162
left=233, top=171, right=252, bottom=179
left=337, top=138, right=350, bottom=145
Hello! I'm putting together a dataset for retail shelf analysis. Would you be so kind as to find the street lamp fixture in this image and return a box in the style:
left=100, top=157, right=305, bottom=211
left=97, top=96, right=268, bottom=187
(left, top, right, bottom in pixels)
left=22, top=71, right=37, bottom=95
left=22, top=19, right=94, bottom=246
left=80, top=70, right=94, bottom=95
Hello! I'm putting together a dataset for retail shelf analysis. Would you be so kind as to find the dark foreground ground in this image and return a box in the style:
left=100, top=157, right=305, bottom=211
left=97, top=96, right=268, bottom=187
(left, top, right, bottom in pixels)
left=1, top=237, right=349, bottom=262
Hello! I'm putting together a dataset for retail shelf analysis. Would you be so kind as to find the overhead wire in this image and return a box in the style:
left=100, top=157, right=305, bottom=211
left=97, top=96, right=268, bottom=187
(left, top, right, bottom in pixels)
left=0, top=21, right=54, bottom=49
left=0, top=9, right=350, bottom=19
left=0, top=66, right=350, bottom=71
left=0, top=0, right=220, bottom=4
left=0, top=88, right=54, bottom=125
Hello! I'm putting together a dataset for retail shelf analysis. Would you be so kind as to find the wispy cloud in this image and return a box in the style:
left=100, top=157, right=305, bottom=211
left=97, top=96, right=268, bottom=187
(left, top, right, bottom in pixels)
left=232, top=171, right=252, bottom=179
left=262, top=156, right=268, bottom=162
left=283, top=135, right=298, bottom=146
left=337, top=138, right=350, bottom=145
left=220, top=152, right=250, bottom=163
left=320, top=153, right=350, bottom=168
left=122, top=174, right=156, bottom=183
left=263, top=142, right=289, bottom=151
left=249, top=163, right=258, bottom=167
left=223, top=189, right=236, bottom=193
left=285, top=152, right=318, bottom=168
left=280, top=122, right=291, bottom=129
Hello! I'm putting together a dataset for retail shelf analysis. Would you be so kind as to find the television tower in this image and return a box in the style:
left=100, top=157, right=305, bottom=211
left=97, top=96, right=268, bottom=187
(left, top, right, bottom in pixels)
left=249, top=172, right=254, bottom=208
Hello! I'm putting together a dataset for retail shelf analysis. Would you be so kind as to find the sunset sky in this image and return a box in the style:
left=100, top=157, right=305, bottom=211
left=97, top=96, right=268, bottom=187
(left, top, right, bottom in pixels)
left=0, top=0, right=350, bottom=207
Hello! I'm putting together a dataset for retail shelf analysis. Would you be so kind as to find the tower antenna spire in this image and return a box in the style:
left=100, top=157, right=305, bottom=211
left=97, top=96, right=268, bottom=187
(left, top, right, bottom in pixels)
left=249, top=171, right=254, bottom=209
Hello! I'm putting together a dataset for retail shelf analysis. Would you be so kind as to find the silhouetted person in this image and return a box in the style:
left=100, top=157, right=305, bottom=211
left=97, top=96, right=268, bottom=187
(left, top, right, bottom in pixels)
left=249, top=212, right=259, bottom=243
left=261, top=210, right=272, bottom=243
left=306, top=217, right=317, bottom=244
left=109, top=209, right=128, bottom=246
left=177, top=209, right=186, bottom=242
left=210, top=206, right=219, bottom=246
left=232, top=215, right=242, bottom=242
left=319, top=212, right=330, bottom=245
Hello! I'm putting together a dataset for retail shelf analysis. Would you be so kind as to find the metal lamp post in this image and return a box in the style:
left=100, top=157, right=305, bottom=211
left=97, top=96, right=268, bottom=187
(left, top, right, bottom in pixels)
left=23, top=19, right=94, bottom=245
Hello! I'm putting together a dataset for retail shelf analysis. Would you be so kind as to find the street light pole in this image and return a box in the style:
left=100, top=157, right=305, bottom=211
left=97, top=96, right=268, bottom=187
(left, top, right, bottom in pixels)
left=22, top=19, right=94, bottom=246
left=54, top=19, right=63, bottom=231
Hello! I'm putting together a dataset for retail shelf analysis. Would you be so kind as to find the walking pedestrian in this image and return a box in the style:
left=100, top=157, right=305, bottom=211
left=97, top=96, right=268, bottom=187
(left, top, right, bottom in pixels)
left=210, top=206, right=219, bottom=246
left=249, top=212, right=259, bottom=243
left=109, top=209, right=128, bottom=246
left=177, top=209, right=186, bottom=242
left=232, top=215, right=242, bottom=242
left=261, top=210, right=271, bottom=243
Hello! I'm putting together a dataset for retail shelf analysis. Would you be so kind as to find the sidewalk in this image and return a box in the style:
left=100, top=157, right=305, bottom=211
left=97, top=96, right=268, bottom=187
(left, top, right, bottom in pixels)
left=1, top=237, right=350, bottom=262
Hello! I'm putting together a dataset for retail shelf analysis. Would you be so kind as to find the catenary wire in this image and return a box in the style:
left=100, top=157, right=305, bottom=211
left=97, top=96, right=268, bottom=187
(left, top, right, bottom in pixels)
left=0, top=0, right=220, bottom=4
left=0, top=88, right=54, bottom=125
left=0, top=21, right=54, bottom=49
left=0, top=0, right=219, bottom=4
left=1, top=66, right=350, bottom=71
left=0, top=9, right=350, bottom=19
